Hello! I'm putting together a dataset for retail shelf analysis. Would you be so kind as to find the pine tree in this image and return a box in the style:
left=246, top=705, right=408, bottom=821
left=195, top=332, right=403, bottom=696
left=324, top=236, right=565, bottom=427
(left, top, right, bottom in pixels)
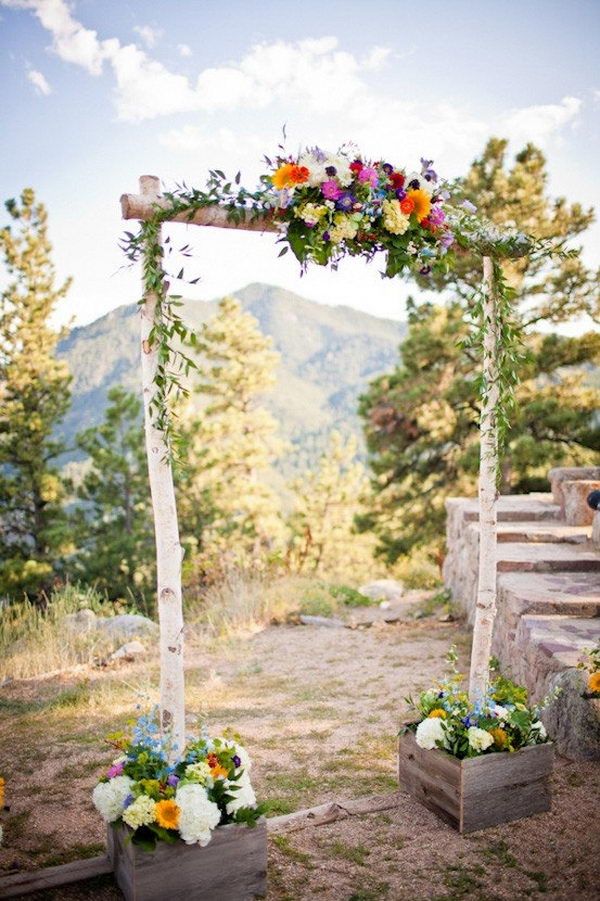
left=178, top=297, right=285, bottom=573
left=359, top=140, right=600, bottom=564
left=0, top=189, right=72, bottom=600
left=73, top=387, right=154, bottom=601
left=288, top=431, right=377, bottom=580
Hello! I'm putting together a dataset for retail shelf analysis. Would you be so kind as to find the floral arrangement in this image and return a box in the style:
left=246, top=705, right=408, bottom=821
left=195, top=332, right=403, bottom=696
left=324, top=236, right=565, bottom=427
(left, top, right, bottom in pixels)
left=403, top=651, right=550, bottom=759
left=92, top=712, right=262, bottom=851
left=267, top=146, right=456, bottom=278
left=578, top=641, right=600, bottom=697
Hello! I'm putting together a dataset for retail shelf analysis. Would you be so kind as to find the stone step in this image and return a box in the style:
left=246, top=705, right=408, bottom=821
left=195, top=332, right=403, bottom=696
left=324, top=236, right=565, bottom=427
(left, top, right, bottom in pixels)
left=446, top=493, right=561, bottom=525
left=498, top=571, right=600, bottom=624
left=516, top=614, right=600, bottom=671
left=495, top=521, right=591, bottom=544
left=496, top=542, right=600, bottom=574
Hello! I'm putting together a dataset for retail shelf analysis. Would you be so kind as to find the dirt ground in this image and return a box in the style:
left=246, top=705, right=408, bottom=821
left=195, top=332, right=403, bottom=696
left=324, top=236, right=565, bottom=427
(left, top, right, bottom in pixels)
left=1, top=601, right=599, bottom=900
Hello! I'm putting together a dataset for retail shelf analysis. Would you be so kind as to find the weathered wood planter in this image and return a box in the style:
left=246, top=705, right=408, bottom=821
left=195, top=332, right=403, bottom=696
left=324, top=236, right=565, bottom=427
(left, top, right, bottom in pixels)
left=398, top=730, right=553, bottom=833
left=107, top=819, right=267, bottom=901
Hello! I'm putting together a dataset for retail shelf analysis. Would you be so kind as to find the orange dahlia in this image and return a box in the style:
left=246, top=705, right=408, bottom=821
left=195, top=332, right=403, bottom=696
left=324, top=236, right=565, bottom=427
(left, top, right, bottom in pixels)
left=588, top=671, right=600, bottom=694
left=271, top=163, right=309, bottom=190
left=210, top=764, right=229, bottom=780
left=154, top=798, right=181, bottom=830
left=407, top=188, right=431, bottom=223
left=428, top=708, right=447, bottom=718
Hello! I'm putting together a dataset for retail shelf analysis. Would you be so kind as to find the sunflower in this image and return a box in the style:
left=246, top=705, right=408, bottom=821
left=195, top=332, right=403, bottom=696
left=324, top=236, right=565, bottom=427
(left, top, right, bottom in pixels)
left=407, top=188, right=431, bottom=223
left=588, top=671, right=600, bottom=695
left=428, top=708, right=447, bottom=719
left=489, top=727, right=508, bottom=749
left=271, top=163, right=309, bottom=190
left=154, top=798, right=181, bottom=830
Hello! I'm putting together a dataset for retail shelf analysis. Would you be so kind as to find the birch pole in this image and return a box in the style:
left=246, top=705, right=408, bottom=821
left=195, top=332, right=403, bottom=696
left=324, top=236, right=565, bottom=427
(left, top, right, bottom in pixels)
left=138, top=175, right=186, bottom=756
left=468, top=256, right=499, bottom=706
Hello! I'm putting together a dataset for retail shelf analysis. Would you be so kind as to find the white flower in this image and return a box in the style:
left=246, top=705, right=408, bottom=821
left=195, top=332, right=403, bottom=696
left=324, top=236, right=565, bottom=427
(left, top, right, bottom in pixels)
left=467, top=727, right=494, bottom=752
left=493, top=705, right=509, bottom=720
left=225, top=771, right=256, bottom=815
left=92, top=776, right=134, bottom=823
left=185, top=761, right=213, bottom=786
left=325, top=153, right=353, bottom=187
left=297, top=153, right=327, bottom=187
left=175, top=783, right=221, bottom=846
left=405, top=171, right=435, bottom=196
left=530, top=720, right=547, bottom=740
left=415, top=717, right=446, bottom=750
left=122, top=794, right=155, bottom=829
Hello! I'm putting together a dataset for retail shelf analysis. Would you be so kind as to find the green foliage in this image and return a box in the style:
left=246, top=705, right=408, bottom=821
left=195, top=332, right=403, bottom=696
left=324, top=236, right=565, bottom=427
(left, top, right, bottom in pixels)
left=359, top=140, right=600, bottom=563
left=178, top=297, right=286, bottom=576
left=0, top=188, right=73, bottom=600
left=72, top=386, right=155, bottom=602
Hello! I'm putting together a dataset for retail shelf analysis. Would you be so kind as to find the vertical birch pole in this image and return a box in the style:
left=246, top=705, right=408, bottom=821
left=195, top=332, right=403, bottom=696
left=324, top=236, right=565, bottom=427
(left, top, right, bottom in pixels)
left=468, top=256, right=499, bottom=706
left=139, top=175, right=186, bottom=756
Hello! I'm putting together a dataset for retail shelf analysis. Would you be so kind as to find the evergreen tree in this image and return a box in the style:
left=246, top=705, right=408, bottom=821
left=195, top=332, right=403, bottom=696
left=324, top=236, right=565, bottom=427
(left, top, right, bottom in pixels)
left=0, top=189, right=72, bottom=599
left=179, top=297, right=285, bottom=573
left=288, top=432, right=376, bottom=579
left=73, top=387, right=154, bottom=601
left=359, top=140, right=600, bottom=564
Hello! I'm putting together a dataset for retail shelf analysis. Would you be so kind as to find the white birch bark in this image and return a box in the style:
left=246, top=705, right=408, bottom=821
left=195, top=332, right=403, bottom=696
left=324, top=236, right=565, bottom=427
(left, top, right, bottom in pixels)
left=139, top=175, right=186, bottom=757
left=468, top=256, right=499, bottom=706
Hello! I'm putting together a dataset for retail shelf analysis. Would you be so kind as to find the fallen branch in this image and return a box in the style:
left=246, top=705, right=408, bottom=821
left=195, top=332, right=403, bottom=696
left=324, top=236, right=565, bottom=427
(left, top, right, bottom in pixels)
left=267, top=792, right=400, bottom=833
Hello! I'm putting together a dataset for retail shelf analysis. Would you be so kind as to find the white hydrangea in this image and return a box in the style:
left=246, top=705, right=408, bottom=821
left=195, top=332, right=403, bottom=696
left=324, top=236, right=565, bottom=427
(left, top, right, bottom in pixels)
left=225, top=771, right=257, bottom=815
left=92, top=776, right=134, bottom=823
left=467, top=727, right=494, bottom=752
left=175, top=783, right=221, bottom=846
left=530, top=720, right=547, bottom=740
left=122, top=794, right=156, bottom=829
left=415, top=717, right=446, bottom=750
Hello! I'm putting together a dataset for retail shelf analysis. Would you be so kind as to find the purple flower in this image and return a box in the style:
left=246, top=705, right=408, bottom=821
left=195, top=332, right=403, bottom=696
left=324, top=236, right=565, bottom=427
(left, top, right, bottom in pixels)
left=107, top=762, right=125, bottom=779
left=381, top=163, right=393, bottom=175
left=440, top=232, right=455, bottom=249
left=460, top=199, right=477, bottom=213
left=358, top=166, right=379, bottom=187
left=395, top=188, right=407, bottom=201
left=325, top=165, right=337, bottom=176
left=124, top=793, right=134, bottom=808
left=233, top=755, right=241, bottom=768
left=419, top=265, right=431, bottom=275
left=428, top=206, right=446, bottom=226
left=323, top=231, right=331, bottom=242
left=335, top=192, right=356, bottom=212
left=322, top=179, right=342, bottom=201
left=167, top=774, right=180, bottom=787
left=420, top=158, right=438, bottom=183
left=462, top=714, right=476, bottom=728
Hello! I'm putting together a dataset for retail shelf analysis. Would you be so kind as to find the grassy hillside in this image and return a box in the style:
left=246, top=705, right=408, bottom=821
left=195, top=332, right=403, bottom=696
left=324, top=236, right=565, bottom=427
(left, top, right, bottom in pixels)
left=58, top=283, right=406, bottom=472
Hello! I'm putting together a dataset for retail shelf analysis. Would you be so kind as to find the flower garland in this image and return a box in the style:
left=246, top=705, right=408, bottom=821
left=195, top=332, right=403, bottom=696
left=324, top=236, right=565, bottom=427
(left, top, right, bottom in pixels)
left=93, top=712, right=263, bottom=850
left=402, top=649, right=553, bottom=760
left=121, top=144, right=575, bottom=464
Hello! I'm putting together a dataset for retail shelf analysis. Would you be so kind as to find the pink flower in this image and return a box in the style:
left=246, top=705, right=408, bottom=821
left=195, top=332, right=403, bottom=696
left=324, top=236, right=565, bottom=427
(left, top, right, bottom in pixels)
left=321, top=179, right=342, bottom=200
left=358, top=166, right=378, bottom=187
left=429, top=206, right=446, bottom=226
left=107, top=762, right=125, bottom=779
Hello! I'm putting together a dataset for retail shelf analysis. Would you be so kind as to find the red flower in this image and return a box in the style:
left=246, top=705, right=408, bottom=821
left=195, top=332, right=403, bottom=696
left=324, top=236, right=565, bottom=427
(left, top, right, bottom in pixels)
left=350, top=160, right=364, bottom=174
left=400, top=197, right=415, bottom=215
left=289, top=165, right=309, bottom=184
left=390, top=172, right=405, bottom=190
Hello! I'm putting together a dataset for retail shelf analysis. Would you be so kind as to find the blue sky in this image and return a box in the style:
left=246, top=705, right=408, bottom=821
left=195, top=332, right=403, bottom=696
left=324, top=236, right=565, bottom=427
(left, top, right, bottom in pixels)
left=1, top=0, right=599, bottom=327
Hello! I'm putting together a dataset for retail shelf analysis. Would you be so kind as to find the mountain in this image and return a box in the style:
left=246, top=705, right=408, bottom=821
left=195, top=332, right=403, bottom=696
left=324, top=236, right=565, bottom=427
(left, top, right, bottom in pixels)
left=57, top=283, right=406, bottom=473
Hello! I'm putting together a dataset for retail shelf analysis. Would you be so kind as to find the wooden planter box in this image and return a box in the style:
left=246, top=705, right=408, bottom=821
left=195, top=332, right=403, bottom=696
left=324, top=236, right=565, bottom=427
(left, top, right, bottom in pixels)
left=398, top=730, right=553, bottom=833
left=107, top=819, right=267, bottom=901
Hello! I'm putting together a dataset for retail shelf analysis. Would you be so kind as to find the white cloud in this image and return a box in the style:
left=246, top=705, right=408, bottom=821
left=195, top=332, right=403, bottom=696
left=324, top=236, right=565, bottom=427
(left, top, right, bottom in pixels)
left=178, top=43, right=192, bottom=58
left=27, top=67, right=51, bottom=95
left=501, top=96, right=582, bottom=145
left=133, top=24, right=162, bottom=49
left=360, top=45, right=391, bottom=70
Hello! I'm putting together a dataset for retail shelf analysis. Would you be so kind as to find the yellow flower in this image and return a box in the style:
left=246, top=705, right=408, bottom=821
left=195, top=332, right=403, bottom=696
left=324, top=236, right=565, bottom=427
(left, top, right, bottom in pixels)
left=489, top=727, right=508, bottom=748
left=210, top=764, right=229, bottom=780
left=588, top=672, right=600, bottom=694
left=381, top=198, right=410, bottom=235
left=154, top=798, right=181, bottom=830
left=407, top=189, right=431, bottom=223
left=329, top=213, right=359, bottom=244
left=271, top=163, right=295, bottom=190
left=428, top=708, right=447, bottom=719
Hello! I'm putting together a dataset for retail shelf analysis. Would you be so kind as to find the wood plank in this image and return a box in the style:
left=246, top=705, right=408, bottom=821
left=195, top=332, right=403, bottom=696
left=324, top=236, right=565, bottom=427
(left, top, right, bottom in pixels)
left=267, top=793, right=400, bottom=832
left=120, top=193, right=277, bottom=232
left=398, top=733, right=461, bottom=829
left=0, top=855, right=112, bottom=899
left=109, top=820, right=267, bottom=901
left=462, top=743, right=554, bottom=796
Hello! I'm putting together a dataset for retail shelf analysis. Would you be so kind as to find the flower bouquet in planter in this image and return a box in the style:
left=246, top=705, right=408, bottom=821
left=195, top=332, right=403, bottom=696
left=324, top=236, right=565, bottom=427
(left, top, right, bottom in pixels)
left=398, top=652, right=554, bottom=834
left=93, top=712, right=267, bottom=901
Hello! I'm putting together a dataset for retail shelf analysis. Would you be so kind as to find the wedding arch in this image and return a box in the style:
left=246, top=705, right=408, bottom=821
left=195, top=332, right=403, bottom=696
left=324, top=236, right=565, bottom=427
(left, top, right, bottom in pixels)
left=119, top=149, right=566, bottom=759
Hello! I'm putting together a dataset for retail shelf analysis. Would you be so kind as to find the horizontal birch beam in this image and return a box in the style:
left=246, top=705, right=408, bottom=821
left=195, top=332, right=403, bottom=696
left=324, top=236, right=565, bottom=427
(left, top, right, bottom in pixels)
left=120, top=182, right=277, bottom=233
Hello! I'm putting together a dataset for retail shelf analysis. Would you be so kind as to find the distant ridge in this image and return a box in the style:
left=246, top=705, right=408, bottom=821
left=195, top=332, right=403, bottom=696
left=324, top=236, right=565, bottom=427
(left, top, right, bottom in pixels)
left=58, top=283, right=406, bottom=472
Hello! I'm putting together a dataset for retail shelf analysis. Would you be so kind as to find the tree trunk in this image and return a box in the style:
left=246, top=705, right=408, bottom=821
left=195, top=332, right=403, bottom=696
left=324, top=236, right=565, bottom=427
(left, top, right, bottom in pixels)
left=139, top=175, right=186, bottom=757
left=468, top=256, right=499, bottom=706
